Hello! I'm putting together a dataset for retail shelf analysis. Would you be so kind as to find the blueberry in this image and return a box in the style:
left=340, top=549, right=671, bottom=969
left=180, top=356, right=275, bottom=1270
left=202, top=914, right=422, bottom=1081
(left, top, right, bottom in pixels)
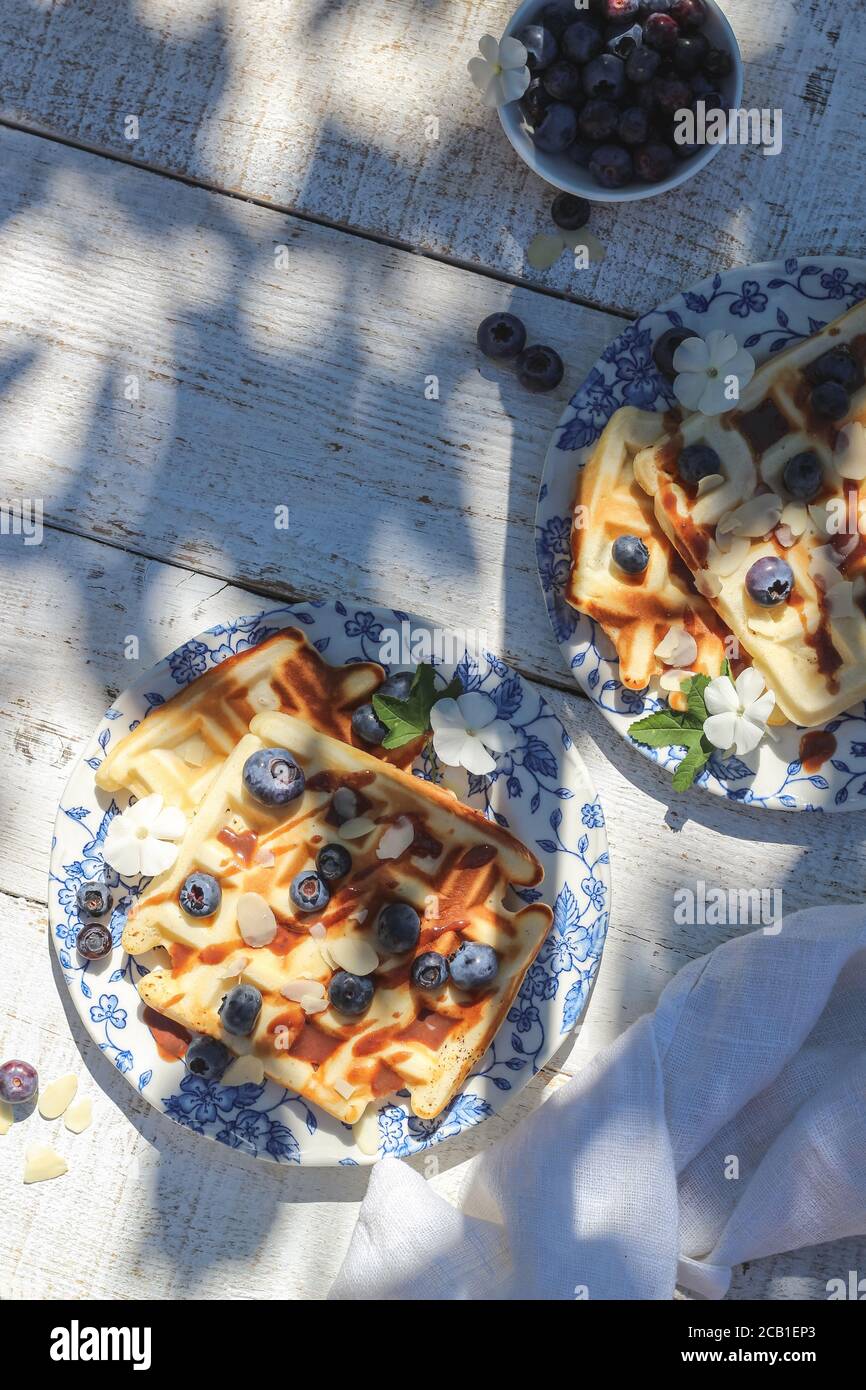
left=579, top=97, right=620, bottom=141
left=329, top=970, right=374, bottom=1016
left=521, top=76, right=553, bottom=127
left=376, top=901, right=421, bottom=953
left=673, top=33, right=708, bottom=74
left=612, top=534, right=650, bottom=574
left=745, top=556, right=794, bottom=607
left=644, top=12, right=679, bottom=49
left=608, top=23, right=642, bottom=59
left=703, top=46, right=733, bottom=78
left=449, top=942, right=500, bottom=991
left=807, top=347, right=862, bottom=392
left=634, top=140, right=676, bottom=182
left=782, top=451, right=823, bottom=502
left=539, top=1, right=577, bottom=38
left=518, top=23, right=559, bottom=71
left=589, top=142, right=634, bottom=188
left=0, top=1059, right=38, bottom=1105
left=179, top=872, right=221, bottom=918
left=379, top=670, right=415, bottom=700
left=582, top=53, right=626, bottom=100
left=515, top=344, right=565, bottom=393
left=640, top=0, right=672, bottom=11
left=562, top=17, right=604, bottom=65
left=604, top=0, right=641, bottom=17
left=76, top=881, right=112, bottom=917
left=618, top=105, right=650, bottom=144
left=476, top=312, right=527, bottom=363
left=290, top=870, right=330, bottom=913
left=532, top=101, right=578, bottom=153
left=567, top=137, right=603, bottom=168
left=653, top=326, right=693, bottom=379
left=243, top=747, right=305, bottom=807
left=76, top=922, right=113, bottom=960
left=677, top=443, right=721, bottom=485
left=626, top=45, right=661, bottom=83
left=316, top=842, right=352, bottom=883
left=410, top=952, right=450, bottom=991
left=690, top=71, right=715, bottom=98
left=186, top=1035, right=232, bottom=1082
left=219, top=983, right=262, bottom=1036
left=811, top=381, right=850, bottom=421
left=670, top=0, right=707, bottom=28
left=351, top=701, right=387, bottom=745
left=542, top=59, right=583, bottom=102
left=551, top=192, right=591, bottom=231
left=653, top=76, right=692, bottom=114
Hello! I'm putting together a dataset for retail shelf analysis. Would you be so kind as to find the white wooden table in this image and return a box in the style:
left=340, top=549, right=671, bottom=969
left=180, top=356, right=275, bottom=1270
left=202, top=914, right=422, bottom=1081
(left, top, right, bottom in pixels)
left=1, top=0, right=864, bottom=1301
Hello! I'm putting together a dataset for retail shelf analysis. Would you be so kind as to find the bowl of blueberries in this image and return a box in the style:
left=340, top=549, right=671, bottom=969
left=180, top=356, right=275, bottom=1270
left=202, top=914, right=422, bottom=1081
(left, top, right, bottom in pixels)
left=498, top=0, right=743, bottom=200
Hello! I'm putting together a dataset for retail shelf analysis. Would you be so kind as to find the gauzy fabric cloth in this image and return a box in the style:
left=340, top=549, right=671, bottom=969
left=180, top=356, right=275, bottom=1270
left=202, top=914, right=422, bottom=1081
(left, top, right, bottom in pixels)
left=329, top=907, right=866, bottom=1300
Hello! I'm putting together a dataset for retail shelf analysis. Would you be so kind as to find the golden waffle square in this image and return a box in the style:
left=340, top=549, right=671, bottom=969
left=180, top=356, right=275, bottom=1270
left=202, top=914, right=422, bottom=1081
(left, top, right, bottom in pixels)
left=123, top=712, right=553, bottom=1124
left=566, top=406, right=730, bottom=689
left=96, top=627, right=407, bottom=813
left=634, top=300, right=866, bottom=727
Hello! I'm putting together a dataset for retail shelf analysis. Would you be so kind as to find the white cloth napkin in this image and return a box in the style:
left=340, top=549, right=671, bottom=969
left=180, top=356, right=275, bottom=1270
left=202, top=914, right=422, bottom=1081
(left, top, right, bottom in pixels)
left=329, top=907, right=866, bottom=1300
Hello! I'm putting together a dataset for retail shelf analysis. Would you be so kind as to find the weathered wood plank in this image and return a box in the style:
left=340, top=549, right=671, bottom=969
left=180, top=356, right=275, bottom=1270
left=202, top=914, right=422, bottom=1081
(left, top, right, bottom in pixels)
left=0, top=122, right=618, bottom=692
left=1, top=0, right=863, bottom=312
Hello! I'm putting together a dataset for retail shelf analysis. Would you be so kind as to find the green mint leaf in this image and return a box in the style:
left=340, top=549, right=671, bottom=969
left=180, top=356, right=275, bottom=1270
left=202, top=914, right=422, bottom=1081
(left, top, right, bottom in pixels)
left=671, top=739, right=713, bottom=792
left=372, top=663, right=462, bottom=750
left=628, top=706, right=705, bottom=750
left=683, top=672, right=710, bottom=725
left=721, top=657, right=731, bottom=679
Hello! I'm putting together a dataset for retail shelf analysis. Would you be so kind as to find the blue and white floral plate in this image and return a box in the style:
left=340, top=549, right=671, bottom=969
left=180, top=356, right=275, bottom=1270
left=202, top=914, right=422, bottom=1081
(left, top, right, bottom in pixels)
left=537, top=256, right=866, bottom=811
left=49, top=601, right=610, bottom=1165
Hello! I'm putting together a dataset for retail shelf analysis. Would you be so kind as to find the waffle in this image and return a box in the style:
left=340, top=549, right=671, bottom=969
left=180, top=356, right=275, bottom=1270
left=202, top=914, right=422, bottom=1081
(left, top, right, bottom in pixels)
left=96, top=628, right=409, bottom=813
left=565, top=406, right=730, bottom=690
left=634, top=300, right=866, bottom=727
left=123, top=712, right=553, bottom=1124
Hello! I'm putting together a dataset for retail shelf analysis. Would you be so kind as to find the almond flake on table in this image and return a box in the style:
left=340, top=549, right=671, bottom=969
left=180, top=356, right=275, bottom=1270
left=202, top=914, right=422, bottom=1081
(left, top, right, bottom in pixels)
left=221, top=1055, right=265, bottom=1087
left=38, top=1074, right=78, bottom=1121
left=377, top=816, right=414, bottom=860
left=24, top=1145, right=68, bottom=1184
left=64, top=1097, right=93, bottom=1134
left=237, top=892, right=277, bottom=948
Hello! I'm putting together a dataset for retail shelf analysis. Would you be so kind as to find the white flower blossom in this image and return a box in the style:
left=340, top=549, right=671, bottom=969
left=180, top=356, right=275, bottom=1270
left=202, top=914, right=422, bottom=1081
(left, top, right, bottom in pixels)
left=430, top=692, right=519, bottom=776
left=672, top=330, right=756, bottom=416
left=468, top=34, right=530, bottom=108
left=702, top=668, right=775, bottom=757
left=103, top=793, right=187, bottom=877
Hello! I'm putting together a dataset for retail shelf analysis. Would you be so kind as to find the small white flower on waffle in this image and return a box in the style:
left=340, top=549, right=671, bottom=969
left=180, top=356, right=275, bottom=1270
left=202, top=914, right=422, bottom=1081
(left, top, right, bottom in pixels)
left=654, top=625, right=697, bottom=668
left=103, top=793, right=186, bottom=877
left=672, top=331, right=756, bottom=417
left=702, top=669, right=775, bottom=758
left=430, top=691, right=519, bottom=776
left=467, top=34, right=530, bottom=108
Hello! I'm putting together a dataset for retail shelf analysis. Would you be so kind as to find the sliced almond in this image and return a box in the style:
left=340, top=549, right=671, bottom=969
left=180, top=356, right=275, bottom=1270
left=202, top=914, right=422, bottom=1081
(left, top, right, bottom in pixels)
left=221, top=1055, right=265, bottom=1087
left=747, top=608, right=802, bottom=640
left=722, top=493, right=783, bottom=538
left=177, top=735, right=208, bottom=767
left=253, top=847, right=275, bottom=867
left=780, top=500, right=811, bottom=537
left=696, top=472, right=725, bottom=497
left=351, top=907, right=369, bottom=925
left=809, top=544, right=844, bottom=589
left=64, top=1097, right=93, bottom=1134
left=38, top=1074, right=78, bottom=1121
left=694, top=570, right=723, bottom=597
left=526, top=232, right=565, bottom=272
left=218, top=951, right=251, bottom=979
left=834, top=422, right=866, bottom=481
left=237, top=892, right=277, bottom=948
left=807, top=502, right=833, bottom=539
left=774, top=524, right=796, bottom=549
left=318, top=940, right=338, bottom=970
left=654, top=625, right=698, bottom=668
left=659, top=668, right=695, bottom=693
left=281, top=978, right=326, bottom=1002
left=334, top=1078, right=357, bottom=1101
left=353, top=1105, right=381, bottom=1156
left=249, top=679, right=280, bottom=711
left=338, top=816, right=377, bottom=840
left=301, top=995, right=329, bottom=1015
left=329, top=936, right=379, bottom=977
left=24, top=1144, right=68, bottom=1184
left=309, top=921, right=327, bottom=940
left=828, top=580, right=857, bottom=621
left=377, top=816, right=414, bottom=861
left=707, top=535, right=750, bottom=577
left=0, top=1102, right=13, bottom=1135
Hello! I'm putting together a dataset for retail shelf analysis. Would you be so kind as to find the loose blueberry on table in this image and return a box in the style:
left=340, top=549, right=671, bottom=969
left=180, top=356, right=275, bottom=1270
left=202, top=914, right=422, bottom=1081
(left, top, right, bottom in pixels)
left=76, top=922, right=113, bottom=960
left=0, top=1059, right=38, bottom=1105
left=76, top=880, right=112, bottom=917
left=511, top=0, right=732, bottom=191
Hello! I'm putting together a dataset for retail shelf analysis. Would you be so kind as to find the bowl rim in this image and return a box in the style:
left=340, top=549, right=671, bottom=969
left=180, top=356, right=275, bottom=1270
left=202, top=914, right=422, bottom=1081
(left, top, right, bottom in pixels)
left=497, top=0, right=745, bottom=203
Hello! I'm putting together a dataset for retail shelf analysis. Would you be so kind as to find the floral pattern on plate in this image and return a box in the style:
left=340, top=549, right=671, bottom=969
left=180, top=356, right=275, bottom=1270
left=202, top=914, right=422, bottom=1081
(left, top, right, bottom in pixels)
left=537, top=257, right=866, bottom=810
left=49, top=602, right=609, bottom=1165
